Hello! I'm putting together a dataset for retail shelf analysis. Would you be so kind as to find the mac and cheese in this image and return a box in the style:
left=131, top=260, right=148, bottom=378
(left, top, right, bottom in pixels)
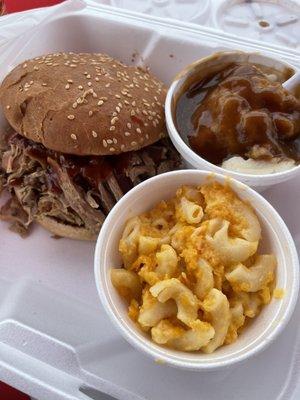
left=111, top=182, right=277, bottom=353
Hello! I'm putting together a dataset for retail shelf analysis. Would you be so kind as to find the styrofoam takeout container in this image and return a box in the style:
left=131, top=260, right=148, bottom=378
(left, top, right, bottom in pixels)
left=1, top=1, right=300, bottom=399
left=165, top=51, right=300, bottom=191
left=94, top=170, right=299, bottom=370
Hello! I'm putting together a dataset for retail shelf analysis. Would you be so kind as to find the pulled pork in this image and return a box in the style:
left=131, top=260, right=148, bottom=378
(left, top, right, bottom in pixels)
left=0, top=132, right=182, bottom=238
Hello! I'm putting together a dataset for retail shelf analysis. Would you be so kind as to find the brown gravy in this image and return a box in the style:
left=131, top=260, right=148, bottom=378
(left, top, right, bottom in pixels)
left=175, top=63, right=300, bottom=165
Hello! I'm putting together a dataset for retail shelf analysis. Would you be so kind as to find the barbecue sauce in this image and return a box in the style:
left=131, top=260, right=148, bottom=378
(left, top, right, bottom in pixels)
left=10, top=134, right=167, bottom=195
left=176, top=63, right=300, bottom=165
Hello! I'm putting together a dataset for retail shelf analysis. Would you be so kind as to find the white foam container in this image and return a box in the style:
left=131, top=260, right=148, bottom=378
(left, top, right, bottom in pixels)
left=94, top=170, right=299, bottom=371
left=1, top=1, right=300, bottom=399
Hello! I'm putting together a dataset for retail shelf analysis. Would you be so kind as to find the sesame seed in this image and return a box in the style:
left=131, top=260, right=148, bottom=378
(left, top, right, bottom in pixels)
left=111, top=117, right=118, bottom=124
left=6, top=105, right=10, bottom=109
left=84, top=71, right=88, bottom=75
left=33, top=66, right=39, bottom=71
left=68, top=114, right=75, bottom=120
left=124, top=100, right=130, bottom=105
left=116, top=106, right=121, bottom=113
left=95, top=77, right=99, bottom=81
left=110, top=126, right=116, bottom=131
left=87, top=82, right=92, bottom=87
left=76, top=98, right=82, bottom=104
left=23, top=63, right=27, bottom=68
left=107, top=139, right=113, bottom=144
left=130, top=110, right=136, bottom=116
left=121, top=144, right=125, bottom=150
left=136, top=128, right=142, bottom=134
left=127, top=123, right=132, bottom=129
left=89, top=111, right=93, bottom=117
left=78, top=85, right=83, bottom=90
left=118, top=103, right=122, bottom=108
left=115, top=94, right=121, bottom=99
left=142, top=110, right=148, bottom=115
left=131, top=141, right=137, bottom=146
left=146, top=134, right=149, bottom=139
left=97, top=100, right=104, bottom=106
left=105, top=83, right=110, bottom=88
left=113, top=138, right=117, bottom=144
left=42, top=83, right=47, bottom=86
left=92, top=130, right=98, bottom=138
left=24, top=88, right=29, bottom=92
left=132, top=101, right=136, bottom=106
left=72, top=103, right=78, bottom=108
left=71, top=134, right=77, bottom=140
left=109, top=147, right=115, bottom=152
left=103, top=140, right=108, bottom=147
left=112, top=112, right=117, bottom=117
left=65, top=84, right=70, bottom=90
left=92, top=92, right=97, bottom=98
left=70, top=64, right=77, bottom=67
left=121, top=90, right=127, bottom=95
left=125, top=131, right=130, bottom=137
left=86, top=74, right=91, bottom=79
left=67, top=79, right=73, bottom=83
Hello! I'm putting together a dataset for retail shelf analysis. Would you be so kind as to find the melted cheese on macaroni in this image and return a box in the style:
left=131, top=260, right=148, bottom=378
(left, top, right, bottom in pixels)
left=111, top=182, right=276, bottom=353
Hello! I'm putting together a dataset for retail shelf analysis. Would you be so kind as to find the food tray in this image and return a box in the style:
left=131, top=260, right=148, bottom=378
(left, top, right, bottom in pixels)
left=0, top=1, right=300, bottom=399
left=112, top=0, right=300, bottom=51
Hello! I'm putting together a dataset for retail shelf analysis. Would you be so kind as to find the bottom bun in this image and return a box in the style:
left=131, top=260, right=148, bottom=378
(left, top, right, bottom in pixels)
left=36, top=215, right=98, bottom=241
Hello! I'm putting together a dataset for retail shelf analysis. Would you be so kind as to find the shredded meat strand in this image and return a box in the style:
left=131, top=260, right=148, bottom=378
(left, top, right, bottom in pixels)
left=0, top=132, right=182, bottom=238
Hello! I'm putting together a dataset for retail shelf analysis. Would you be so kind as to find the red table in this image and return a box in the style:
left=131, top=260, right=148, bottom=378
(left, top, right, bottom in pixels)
left=3, top=0, right=64, bottom=14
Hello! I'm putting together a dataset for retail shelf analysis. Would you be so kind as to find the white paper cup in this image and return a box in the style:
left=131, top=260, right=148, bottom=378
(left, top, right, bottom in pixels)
left=94, top=170, right=299, bottom=370
left=165, top=51, right=300, bottom=191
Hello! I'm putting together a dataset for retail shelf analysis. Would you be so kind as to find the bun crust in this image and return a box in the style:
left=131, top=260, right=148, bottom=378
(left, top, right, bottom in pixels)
left=36, top=215, right=97, bottom=241
left=0, top=52, right=166, bottom=156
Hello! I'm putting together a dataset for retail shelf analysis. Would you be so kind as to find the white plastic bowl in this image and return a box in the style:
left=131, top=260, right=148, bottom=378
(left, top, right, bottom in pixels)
left=165, top=51, right=300, bottom=191
left=94, top=170, right=299, bottom=370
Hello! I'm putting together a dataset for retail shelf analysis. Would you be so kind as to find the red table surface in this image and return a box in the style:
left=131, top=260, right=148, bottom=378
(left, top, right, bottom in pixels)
left=4, top=0, right=64, bottom=14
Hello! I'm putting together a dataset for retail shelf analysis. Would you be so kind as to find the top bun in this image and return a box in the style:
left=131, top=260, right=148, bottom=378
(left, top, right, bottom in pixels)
left=0, top=52, right=167, bottom=156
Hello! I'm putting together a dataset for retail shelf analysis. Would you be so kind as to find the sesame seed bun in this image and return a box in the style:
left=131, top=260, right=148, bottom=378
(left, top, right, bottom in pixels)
left=0, top=52, right=167, bottom=156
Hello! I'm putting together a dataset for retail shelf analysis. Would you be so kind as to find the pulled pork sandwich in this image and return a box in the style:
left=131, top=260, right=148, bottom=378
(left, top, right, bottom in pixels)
left=0, top=52, right=181, bottom=240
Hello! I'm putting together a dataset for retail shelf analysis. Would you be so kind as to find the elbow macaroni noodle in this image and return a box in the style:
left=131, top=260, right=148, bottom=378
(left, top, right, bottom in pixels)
left=111, top=182, right=277, bottom=353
